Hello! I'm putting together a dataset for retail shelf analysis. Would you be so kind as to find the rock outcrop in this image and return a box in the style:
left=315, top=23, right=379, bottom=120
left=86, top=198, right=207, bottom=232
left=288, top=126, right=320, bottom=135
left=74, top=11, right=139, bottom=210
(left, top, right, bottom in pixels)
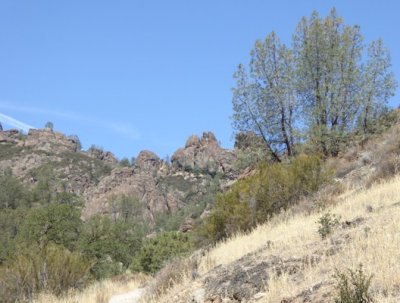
left=87, top=146, right=118, bottom=165
left=22, top=129, right=79, bottom=153
left=171, top=132, right=236, bottom=177
left=0, top=128, right=238, bottom=225
left=135, top=150, right=161, bottom=170
left=0, top=130, right=20, bottom=143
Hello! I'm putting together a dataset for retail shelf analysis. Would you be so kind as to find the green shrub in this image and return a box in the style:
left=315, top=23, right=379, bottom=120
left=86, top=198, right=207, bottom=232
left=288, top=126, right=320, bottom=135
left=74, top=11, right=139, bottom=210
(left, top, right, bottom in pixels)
left=0, top=174, right=27, bottom=209
left=130, top=232, right=193, bottom=274
left=119, top=157, right=131, bottom=167
left=0, top=208, right=29, bottom=263
left=317, top=212, right=340, bottom=239
left=0, top=243, right=91, bottom=302
left=334, top=264, right=374, bottom=303
left=78, top=215, right=143, bottom=279
left=201, top=155, right=332, bottom=242
left=199, top=189, right=252, bottom=241
left=17, top=203, right=82, bottom=251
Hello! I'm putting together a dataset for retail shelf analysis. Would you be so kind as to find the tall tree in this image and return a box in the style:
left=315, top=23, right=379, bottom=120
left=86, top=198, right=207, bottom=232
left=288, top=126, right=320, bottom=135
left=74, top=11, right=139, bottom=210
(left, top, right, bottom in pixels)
left=233, top=8, right=397, bottom=159
left=232, top=32, right=297, bottom=161
left=360, top=39, right=397, bottom=133
left=293, top=9, right=364, bottom=155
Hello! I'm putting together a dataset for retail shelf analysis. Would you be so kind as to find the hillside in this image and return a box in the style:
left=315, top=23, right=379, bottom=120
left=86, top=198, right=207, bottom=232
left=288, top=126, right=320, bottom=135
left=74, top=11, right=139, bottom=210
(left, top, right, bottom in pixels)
left=143, top=173, right=400, bottom=302
left=0, top=128, right=237, bottom=227
left=34, top=164, right=400, bottom=303
left=26, top=112, right=400, bottom=303
left=2, top=4, right=400, bottom=303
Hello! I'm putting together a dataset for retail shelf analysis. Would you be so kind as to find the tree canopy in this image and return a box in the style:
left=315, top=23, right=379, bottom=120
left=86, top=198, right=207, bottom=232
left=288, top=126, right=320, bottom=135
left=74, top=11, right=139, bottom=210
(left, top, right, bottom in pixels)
left=232, top=8, right=397, bottom=158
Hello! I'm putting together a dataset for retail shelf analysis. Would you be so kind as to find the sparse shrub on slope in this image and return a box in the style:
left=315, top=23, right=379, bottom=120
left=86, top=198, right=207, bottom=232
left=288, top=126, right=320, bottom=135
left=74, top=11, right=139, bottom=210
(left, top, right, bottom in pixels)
left=145, top=258, right=194, bottom=299
left=201, top=155, right=332, bottom=241
left=317, top=212, right=340, bottom=239
left=334, top=264, right=374, bottom=303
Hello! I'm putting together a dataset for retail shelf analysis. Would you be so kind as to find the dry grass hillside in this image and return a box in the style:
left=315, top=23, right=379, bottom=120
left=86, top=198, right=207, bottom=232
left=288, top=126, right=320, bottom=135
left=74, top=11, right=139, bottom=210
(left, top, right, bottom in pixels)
left=35, top=173, right=400, bottom=303
left=30, top=113, right=400, bottom=303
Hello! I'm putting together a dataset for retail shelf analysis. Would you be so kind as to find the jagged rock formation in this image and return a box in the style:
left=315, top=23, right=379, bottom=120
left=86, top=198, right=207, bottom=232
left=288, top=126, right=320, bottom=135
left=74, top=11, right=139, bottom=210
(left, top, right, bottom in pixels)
left=136, top=150, right=161, bottom=170
left=171, top=132, right=236, bottom=178
left=87, top=146, right=118, bottom=165
left=0, top=129, right=237, bottom=224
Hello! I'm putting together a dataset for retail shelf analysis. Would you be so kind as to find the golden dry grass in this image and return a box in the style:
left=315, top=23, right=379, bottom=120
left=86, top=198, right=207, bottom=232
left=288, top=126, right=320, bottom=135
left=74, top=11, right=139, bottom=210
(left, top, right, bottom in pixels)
left=156, top=175, right=400, bottom=302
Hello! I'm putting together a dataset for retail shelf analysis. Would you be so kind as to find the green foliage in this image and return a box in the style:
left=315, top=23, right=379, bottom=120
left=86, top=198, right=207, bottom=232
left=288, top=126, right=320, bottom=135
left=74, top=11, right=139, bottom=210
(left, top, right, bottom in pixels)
left=334, top=264, right=374, bottom=303
left=130, top=232, right=193, bottom=274
left=0, top=173, right=27, bottom=209
left=54, top=191, right=84, bottom=208
left=78, top=215, right=143, bottom=279
left=0, top=208, right=28, bottom=263
left=108, top=194, right=145, bottom=223
left=155, top=176, right=220, bottom=233
left=119, top=157, right=131, bottom=167
left=233, top=9, right=397, bottom=158
left=0, top=243, right=91, bottom=302
left=200, top=189, right=252, bottom=241
left=29, top=163, right=57, bottom=205
left=233, top=32, right=296, bottom=160
left=317, top=212, right=340, bottom=239
left=17, top=203, right=82, bottom=251
left=201, top=155, right=332, bottom=241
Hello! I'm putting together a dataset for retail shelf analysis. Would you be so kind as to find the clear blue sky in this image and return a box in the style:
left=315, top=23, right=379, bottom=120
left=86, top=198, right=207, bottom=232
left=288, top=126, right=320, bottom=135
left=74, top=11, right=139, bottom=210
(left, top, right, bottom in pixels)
left=0, top=1, right=399, bottom=160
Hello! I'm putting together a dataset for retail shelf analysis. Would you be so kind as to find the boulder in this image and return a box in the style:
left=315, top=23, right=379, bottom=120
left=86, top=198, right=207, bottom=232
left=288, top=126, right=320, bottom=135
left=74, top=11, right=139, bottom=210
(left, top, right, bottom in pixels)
left=136, top=150, right=161, bottom=170
left=180, top=217, right=195, bottom=233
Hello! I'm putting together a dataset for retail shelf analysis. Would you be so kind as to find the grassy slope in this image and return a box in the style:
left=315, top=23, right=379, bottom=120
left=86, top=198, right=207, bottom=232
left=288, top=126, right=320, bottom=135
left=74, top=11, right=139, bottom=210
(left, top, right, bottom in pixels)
left=39, top=174, right=400, bottom=302
left=152, top=175, right=400, bottom=302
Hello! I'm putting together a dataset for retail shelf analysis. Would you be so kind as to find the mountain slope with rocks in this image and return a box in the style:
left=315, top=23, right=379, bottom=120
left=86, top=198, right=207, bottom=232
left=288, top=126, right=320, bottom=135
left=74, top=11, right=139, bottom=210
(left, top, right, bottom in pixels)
left=0, top=128, right=237, bottom=227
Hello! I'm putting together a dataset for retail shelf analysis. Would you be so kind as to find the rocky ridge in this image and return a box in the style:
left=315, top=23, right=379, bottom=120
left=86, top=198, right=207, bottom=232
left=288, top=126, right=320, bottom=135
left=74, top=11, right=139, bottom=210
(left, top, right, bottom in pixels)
left=0, top=128, right=237, bottom=224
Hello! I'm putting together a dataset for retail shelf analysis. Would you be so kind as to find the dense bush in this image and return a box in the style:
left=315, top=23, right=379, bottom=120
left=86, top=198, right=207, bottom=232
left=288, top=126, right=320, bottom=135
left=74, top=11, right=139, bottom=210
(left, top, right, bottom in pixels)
left=130, top=232, right=193, bottom=274
left=78, top=215, right=144, bottom=279
left=201, top=155, right=332, bottom=241
left=17, top=203, right=82, bottom=251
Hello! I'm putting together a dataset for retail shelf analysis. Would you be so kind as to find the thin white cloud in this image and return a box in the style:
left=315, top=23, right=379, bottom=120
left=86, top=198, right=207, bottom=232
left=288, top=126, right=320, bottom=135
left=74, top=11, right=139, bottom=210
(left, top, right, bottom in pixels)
left=109, top=122, right=141, bottom=140
left=0, top=101, right=140, bottom=140
left=0, top=112, right=36, bottom=132
left=0, top=102, right=88, bottom=121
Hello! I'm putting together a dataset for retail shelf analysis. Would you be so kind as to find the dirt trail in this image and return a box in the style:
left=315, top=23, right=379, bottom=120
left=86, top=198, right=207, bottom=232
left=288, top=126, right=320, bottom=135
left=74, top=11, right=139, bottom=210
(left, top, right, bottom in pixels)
left=108, top=288, right=145, bottom=303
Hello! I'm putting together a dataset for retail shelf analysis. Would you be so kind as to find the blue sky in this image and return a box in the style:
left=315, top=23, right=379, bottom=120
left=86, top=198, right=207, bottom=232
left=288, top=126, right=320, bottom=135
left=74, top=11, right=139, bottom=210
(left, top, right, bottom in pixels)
left=0, top=1, right=399, bottom=160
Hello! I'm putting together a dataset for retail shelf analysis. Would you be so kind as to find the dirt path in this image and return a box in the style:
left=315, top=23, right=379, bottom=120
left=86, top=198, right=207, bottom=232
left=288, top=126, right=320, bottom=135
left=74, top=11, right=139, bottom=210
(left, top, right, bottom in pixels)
left=108, top=288, right=145, bottom=303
